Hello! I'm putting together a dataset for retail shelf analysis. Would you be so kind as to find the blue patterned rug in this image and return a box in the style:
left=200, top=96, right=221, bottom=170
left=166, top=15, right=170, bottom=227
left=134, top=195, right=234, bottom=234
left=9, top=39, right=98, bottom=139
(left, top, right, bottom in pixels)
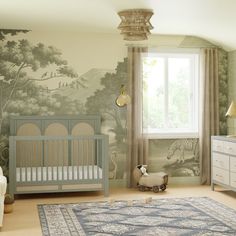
left=38, top=197, right=236, bottom=236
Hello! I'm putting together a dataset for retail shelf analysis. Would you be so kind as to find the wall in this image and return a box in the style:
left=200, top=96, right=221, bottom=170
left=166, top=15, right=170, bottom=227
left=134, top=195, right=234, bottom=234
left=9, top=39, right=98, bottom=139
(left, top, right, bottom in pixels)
left=0, top=30, right=228, bottom=186
left=227, top=50, right=236, bottom=134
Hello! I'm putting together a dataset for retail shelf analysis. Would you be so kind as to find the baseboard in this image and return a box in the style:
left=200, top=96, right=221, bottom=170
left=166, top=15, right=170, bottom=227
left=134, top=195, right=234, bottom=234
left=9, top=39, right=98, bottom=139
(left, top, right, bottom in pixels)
left=168, top=176, right=200, bottom=185
left=109, top=179, right=127, bottom=188
left=109, top=177, right=200, bottom=188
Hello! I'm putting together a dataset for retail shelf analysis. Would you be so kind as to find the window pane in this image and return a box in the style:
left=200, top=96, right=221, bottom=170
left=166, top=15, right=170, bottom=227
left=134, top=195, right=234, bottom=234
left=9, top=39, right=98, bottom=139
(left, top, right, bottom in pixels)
left=143, top=57, right=165, bottom=130
left=142, top=52, right=198, bottom=135
left=168, top=58, right=192, bottom=129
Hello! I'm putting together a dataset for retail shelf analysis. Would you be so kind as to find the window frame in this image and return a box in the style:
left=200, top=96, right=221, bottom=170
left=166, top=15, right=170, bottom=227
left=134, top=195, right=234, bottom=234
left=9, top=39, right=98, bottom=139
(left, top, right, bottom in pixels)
left=142, top=48, right=200, bottom=139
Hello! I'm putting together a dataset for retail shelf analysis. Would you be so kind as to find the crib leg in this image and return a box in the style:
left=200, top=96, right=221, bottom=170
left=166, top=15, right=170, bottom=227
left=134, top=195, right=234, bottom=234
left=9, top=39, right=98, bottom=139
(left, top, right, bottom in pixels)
left=104, top=180, right=109, bottom=197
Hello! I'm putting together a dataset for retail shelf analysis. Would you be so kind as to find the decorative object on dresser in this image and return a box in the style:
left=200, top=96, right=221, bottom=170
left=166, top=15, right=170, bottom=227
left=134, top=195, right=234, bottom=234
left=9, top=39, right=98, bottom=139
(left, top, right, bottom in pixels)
left=211, top=136, right=236, bottom=191
left=225, top=101, right=236, bottom=137
left=9, top=115, right=109, bottom=199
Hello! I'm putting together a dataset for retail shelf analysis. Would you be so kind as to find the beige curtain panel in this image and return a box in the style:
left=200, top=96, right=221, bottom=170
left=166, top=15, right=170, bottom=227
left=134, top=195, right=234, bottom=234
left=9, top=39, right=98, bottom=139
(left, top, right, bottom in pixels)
left=199, top=48, right=220, bottom=185
left=127, top=46, right=149, bottom=188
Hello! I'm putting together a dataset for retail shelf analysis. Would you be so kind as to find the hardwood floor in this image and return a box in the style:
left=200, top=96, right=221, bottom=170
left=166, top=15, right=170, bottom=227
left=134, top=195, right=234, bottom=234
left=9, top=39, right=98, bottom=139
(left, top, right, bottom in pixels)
left=1, top=185, right=236, bottom=236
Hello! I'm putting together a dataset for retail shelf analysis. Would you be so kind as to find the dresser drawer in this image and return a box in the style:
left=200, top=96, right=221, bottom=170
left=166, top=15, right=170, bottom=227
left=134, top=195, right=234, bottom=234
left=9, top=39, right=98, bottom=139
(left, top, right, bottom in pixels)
left=212, top=153, right=229, bottom=170
left=230, top=172, right=236, bottom=188
left=223, top=141, right=236, bottom=155
left=212, top=139, right=225, bottom=152
left=230, top=156, right=236, bottom=172
left=212, top=167, right=229, bottom=185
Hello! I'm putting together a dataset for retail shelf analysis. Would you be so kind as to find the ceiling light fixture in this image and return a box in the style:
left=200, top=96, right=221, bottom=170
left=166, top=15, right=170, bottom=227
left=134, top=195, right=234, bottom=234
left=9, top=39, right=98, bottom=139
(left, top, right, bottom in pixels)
left=117, top=9, right=154, bottom=41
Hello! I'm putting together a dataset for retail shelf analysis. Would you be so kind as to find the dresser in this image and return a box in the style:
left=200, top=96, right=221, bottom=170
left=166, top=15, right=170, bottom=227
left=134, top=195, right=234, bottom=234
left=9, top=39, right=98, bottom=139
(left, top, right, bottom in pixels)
left=211, top=136, right=236, bottom=191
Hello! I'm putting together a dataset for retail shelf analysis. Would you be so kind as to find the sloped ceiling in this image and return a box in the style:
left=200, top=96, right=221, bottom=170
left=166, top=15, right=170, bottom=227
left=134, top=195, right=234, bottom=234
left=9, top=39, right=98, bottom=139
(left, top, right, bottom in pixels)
left=0, top=0, right=235, bottom=51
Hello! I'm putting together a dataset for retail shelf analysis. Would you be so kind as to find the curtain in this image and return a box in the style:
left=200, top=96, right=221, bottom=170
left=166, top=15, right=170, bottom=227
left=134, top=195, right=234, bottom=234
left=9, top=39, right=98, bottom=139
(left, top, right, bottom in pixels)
left=199, top=48, right=220, bottom=185
left=127, top=46, right=149, bottom=187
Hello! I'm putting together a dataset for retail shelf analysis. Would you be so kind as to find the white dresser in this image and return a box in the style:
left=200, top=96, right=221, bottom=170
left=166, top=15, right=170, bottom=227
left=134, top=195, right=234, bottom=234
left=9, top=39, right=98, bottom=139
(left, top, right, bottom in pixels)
left=211, top=136, right=236, bottom=191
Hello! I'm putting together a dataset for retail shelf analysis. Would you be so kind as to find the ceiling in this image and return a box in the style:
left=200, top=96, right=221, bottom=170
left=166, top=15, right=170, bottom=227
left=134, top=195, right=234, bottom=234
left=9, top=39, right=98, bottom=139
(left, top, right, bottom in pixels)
left=0, top=0, right=236, bottom=51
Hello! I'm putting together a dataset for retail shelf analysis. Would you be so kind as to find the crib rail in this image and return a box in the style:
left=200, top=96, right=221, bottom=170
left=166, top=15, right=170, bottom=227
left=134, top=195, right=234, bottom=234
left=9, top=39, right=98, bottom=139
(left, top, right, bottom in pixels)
left=9, top=135, right=108, bottom=196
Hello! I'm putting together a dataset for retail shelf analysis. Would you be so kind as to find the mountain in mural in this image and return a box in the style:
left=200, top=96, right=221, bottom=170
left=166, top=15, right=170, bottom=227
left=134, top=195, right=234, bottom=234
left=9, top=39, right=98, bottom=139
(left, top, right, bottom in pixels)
left=53, top=68, right=114, bottom=103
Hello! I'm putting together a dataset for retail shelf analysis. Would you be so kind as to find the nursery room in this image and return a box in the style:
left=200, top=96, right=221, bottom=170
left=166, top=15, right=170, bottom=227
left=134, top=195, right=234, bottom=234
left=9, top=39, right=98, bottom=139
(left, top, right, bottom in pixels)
left=0, top=0, right=236, bottom=235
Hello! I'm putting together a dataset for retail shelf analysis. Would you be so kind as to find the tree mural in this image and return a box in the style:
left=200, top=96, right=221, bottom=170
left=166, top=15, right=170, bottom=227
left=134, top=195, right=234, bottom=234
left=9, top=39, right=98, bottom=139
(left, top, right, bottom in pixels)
left=86, top=58, right=128, bottom=150
left=0, top=32, right=80, bottom=135
left=0, top=30, right=85, bottom=177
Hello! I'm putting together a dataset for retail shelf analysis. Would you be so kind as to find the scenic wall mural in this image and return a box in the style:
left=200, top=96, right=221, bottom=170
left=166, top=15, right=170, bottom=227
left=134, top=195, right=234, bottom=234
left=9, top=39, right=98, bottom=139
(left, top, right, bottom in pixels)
left=0, top=29, right=128, bottom=181
left=218, top=49, right=228, bottom=135
left=149, top=139, right=199, bottom=177
left=0, top=30, right=228, bottom=185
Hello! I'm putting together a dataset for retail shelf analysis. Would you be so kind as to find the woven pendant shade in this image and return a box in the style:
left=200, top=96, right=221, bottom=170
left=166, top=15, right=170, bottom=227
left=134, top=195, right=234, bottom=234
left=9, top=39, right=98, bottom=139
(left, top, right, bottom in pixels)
left=118, top=9, right=154, bottom=41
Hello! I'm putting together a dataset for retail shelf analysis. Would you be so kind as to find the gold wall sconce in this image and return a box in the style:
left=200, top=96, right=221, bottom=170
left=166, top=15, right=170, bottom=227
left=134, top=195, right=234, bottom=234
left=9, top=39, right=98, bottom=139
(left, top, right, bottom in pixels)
left=116, top=84, right=131, bottom=107
left=117, top=9, right=154, bottom=41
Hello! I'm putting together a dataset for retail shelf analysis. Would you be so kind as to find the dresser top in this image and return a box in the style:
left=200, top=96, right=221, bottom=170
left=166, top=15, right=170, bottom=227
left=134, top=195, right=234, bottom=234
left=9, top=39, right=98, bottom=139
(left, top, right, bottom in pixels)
left=212, top=135, right=236, bottom=143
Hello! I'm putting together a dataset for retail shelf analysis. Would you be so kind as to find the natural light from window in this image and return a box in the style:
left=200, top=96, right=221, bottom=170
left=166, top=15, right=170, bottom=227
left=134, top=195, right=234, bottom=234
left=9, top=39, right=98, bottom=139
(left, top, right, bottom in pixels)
left=142, top=52, right=199, bottom=137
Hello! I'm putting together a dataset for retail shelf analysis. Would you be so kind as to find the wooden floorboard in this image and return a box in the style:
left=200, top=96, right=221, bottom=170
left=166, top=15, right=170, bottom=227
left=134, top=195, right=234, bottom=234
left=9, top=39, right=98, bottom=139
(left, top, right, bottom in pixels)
left=1, top=185, right=236, bottom=235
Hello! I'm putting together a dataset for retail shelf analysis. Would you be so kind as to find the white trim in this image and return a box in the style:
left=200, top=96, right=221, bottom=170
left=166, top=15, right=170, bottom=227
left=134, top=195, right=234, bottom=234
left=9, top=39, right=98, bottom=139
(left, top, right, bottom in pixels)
left=147, top=47, right=200, bottom=54
left=145, top=132, right=199, bottom=139
left=142, top=51, right=199, bottom=135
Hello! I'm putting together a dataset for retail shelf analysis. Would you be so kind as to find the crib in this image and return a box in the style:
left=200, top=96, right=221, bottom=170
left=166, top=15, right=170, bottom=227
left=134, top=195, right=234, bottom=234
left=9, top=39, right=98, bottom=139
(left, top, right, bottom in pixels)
left=9, top=115, right=109, bottom=198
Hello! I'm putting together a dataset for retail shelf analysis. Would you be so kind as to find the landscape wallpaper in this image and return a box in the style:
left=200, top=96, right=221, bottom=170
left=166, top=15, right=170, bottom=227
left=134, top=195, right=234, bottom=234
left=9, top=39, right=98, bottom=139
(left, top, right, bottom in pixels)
left=0, top=30, right=228, bottom=185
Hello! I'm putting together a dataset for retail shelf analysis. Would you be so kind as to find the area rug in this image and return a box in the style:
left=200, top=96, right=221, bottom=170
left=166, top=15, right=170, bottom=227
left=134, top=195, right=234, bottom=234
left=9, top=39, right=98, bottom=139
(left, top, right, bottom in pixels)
left=38, top=197, right=236, bottom=236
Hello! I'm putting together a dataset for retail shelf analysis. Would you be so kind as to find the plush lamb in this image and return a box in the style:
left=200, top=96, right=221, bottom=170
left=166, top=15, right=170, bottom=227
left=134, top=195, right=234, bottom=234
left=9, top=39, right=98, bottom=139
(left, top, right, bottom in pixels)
left=133, top=165, right=168, bottom=193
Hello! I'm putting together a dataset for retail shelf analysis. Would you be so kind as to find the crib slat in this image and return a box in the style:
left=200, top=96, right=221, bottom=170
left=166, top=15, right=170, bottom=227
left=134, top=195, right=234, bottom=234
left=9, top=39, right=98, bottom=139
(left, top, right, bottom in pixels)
left=31, top=141, right=33, bottom=182
left=62, top=140, right=64, bottom=181
left=36, top=141, right=38, bottom=182
left=52, top=140, right=55, bottom=181
left=20, top=166, right=22, bottom=183
left=66, top=138, right=70, bottom=181
left=57, top=140, right=60, bottom=181
left=86, top=139, right=89, bottom=179
left=92, top=140, right=94, bottom=180
left=97, top=139, right=99, bottom=181
left=46, top=141, right=48, bottom=182
left=81, top=140, right=84, bottom=180
left=72, top=140, right=74, bottom=180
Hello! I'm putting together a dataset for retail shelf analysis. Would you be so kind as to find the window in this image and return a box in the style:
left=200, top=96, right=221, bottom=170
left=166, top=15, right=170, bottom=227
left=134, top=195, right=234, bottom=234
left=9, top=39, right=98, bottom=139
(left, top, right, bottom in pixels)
left=142, top=51, right=199, bottom=138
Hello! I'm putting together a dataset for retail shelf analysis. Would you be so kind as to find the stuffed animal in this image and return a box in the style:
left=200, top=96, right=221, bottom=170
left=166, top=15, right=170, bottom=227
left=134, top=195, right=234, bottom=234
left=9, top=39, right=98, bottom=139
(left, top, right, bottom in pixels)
left=139, top=165, right=149, bottom=176
left=133, top=165, right=168, bottom=193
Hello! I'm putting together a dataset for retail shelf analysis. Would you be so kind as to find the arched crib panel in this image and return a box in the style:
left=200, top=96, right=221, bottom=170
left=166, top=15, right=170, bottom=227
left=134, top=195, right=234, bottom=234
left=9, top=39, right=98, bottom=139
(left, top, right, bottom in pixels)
left=16, top=123, right=42, bottom=168
left=44, top=123, right=69, bottom=166
left=71, top=122, right=95, bottom=166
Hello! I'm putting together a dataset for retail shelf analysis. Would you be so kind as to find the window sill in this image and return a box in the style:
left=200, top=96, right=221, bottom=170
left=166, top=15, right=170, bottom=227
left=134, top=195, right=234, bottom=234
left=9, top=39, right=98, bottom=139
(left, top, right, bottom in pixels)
left=144, top=133, right=199, bottom=139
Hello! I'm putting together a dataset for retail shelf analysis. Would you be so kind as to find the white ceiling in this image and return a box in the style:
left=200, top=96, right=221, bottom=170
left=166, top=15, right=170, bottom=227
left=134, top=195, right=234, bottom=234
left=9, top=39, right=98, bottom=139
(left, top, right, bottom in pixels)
left=0, top=0, right=236, bottom=51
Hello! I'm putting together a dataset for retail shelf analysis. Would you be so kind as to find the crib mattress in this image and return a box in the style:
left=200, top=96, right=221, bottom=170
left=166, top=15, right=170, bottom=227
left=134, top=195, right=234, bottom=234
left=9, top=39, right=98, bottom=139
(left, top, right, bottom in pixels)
left=16, top=165, right=103, bottom=182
